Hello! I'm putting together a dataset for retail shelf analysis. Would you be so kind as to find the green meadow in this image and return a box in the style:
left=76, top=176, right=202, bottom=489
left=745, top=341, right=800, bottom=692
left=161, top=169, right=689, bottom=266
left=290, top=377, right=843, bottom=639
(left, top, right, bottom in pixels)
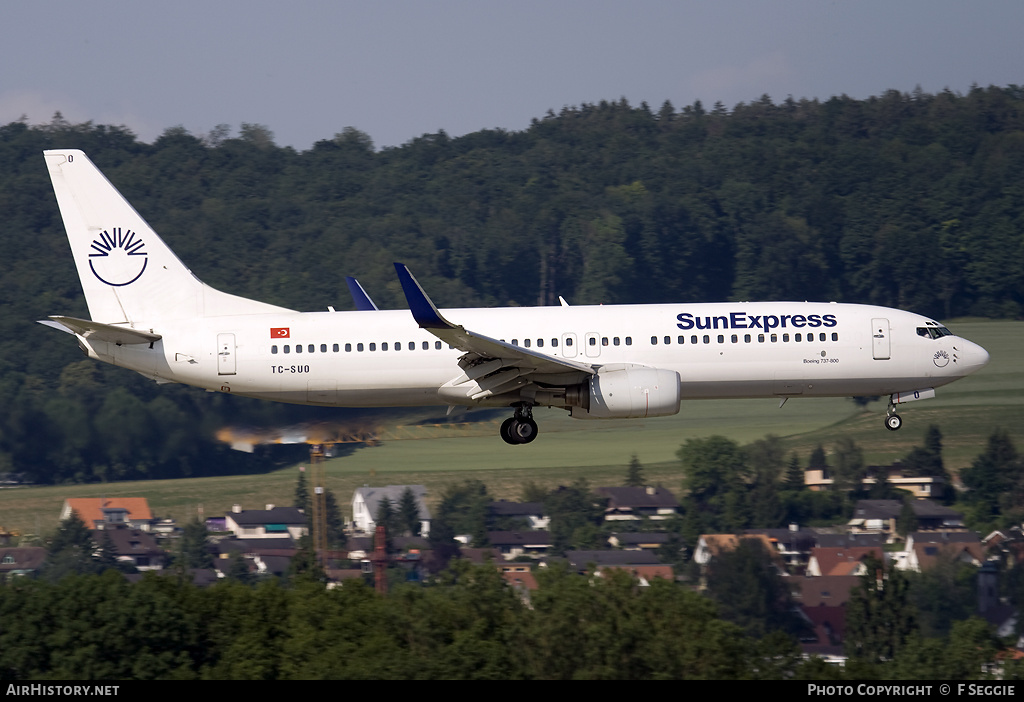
left=2, top=320, right=1021, bottom=539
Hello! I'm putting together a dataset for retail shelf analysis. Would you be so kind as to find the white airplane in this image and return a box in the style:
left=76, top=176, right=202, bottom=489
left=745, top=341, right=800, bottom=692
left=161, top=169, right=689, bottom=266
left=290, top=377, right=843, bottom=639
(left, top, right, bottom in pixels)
left=40, top=149, right=990, bottom=444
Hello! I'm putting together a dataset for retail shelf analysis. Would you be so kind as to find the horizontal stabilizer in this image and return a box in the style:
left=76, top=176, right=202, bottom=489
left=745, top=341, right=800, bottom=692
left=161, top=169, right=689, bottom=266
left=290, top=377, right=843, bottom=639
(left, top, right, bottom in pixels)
left=41, top=316, right=161, bottom=345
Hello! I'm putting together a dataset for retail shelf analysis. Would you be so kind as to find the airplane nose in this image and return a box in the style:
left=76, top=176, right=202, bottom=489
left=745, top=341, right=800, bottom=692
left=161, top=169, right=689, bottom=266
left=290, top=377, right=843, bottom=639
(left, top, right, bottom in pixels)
left=957, top=339, right=990, bottom=374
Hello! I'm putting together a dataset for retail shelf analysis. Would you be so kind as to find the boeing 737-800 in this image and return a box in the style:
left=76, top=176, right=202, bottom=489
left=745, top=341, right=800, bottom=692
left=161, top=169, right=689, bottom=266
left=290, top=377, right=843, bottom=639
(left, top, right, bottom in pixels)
left=40, top=150, right=990, bottom=444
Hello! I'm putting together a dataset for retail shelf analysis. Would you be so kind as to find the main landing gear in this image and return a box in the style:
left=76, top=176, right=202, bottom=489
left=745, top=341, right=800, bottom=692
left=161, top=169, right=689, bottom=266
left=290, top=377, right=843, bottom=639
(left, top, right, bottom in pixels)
left=885, top=398, right=903, bottom=432
left=500, top=403, right=538, bottom=444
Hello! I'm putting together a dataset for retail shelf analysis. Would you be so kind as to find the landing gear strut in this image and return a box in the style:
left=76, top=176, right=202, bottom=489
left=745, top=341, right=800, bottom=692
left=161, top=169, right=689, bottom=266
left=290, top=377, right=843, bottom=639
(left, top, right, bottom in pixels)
left=500, top=403, right=538, bottom=444
left=885, top=398, right=903, bottom=432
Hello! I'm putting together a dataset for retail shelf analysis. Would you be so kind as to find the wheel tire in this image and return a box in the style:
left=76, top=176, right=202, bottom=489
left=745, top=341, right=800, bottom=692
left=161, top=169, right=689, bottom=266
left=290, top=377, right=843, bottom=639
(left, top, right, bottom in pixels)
left=500, top=417, right=519, bottom=444
left=513, top=418, right=538, bottom=444
left=885, top=414, right=903, bottom=431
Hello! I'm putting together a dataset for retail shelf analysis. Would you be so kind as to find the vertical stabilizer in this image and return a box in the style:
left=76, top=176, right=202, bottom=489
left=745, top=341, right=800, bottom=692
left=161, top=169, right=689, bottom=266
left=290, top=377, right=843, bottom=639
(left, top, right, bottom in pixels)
left=43, top=149, right=293, bottom=325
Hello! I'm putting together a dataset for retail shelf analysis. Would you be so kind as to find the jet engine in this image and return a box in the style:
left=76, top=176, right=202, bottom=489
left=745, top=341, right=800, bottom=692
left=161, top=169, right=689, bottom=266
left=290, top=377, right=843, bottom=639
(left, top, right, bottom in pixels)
left=566, top=366, right=681, bottom=419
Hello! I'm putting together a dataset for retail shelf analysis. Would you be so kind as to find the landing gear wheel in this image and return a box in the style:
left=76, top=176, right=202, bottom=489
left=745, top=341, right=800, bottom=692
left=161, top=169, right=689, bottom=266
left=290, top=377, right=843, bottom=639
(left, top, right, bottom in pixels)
left=885, top=413, right=903, bottom=431
left=500, top=404, right=540, bottom=444
left=500, top=417, right=518, bottom=445
left=512, top=417, right=538, bottom=444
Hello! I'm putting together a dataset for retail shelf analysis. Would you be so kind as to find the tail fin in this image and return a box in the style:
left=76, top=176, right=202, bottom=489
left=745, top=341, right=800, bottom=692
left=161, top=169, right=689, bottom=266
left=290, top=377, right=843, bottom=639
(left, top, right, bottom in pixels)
left=43, top=149, right=292, bottom=325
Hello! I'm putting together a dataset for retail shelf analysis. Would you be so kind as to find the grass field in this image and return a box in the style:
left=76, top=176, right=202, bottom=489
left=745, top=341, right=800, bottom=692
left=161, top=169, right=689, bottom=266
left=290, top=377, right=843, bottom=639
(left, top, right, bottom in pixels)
left=2, top=320, right=1021, bottom=539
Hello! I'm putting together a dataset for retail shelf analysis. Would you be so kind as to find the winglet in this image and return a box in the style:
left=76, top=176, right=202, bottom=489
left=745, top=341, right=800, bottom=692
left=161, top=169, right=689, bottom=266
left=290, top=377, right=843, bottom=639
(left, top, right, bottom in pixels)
left=394, top=263, right=451, bottom=329
left=345, top=277, right=379, bottom=311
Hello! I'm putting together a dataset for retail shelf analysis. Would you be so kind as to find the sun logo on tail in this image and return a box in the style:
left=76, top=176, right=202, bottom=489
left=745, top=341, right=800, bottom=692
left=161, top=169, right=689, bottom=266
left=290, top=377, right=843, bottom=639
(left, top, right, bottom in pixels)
left=88, top=228, right=148, bottom=286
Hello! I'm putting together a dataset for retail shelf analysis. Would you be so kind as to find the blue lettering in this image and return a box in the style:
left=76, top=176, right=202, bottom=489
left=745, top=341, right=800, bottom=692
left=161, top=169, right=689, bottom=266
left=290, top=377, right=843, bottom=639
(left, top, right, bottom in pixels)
left=674, top=310, right=839, bottom=332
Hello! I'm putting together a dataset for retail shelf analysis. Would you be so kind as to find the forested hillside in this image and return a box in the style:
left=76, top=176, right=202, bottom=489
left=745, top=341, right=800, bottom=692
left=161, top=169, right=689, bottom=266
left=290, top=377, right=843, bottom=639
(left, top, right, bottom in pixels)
left=1, top=85, right=1022, bottom=483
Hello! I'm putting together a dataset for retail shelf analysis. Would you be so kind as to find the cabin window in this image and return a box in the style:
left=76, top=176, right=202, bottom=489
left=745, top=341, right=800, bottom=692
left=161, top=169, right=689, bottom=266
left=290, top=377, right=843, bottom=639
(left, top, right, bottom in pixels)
left=333, top=343, right=339, bottom=352
left=551, top=338, right=558, bottom=347
left=744, top=334, right=751, bottom=343
left=819, top=333, right=826, bottom=342
left=795, top=333, right=802, bottom=342
left=691, top=335, right=698, bottom=344
left=295, top=345, right=303, bottom=354
left=678, top=336, right=684, bottom=344
left=758, top=334, right=765, bottom=343
left=538, top=339, right=544, bottom=348
left=308, top=344, right=314, bottom=353
left=664, top=336, right=671, bottom=345
left=408, top=341, right=415, bottom=349
left=271, top=345, right=278, bottom=354
left=588, top=338, right=596, bottom=347
left=613, top=337, right=620, bottom=346
left=703, top=335, right=710, bottom=344
left=321, top=344, right=328, bottom=353
left=435, top=341, right=442, bottom=350
left=770, top=334, right=777, bottom=343
left=832, top=332, right=839, bottom=341
left=369, top=343, right=376, bottom=351
left=625, top=337, right=632, bottom=346
left=603, top=337, right=609, bottom=346
left=731, top=334, right=738, bottom=343
left=357, top=343, right=364, bottom=352
left=651, top=336, right=658, bottom=345
left=782, top=334, right=789, bottom=342
left=284, top=345, right=291, bottom=354
left=345, top=343, right=352, bottom=352
left=524, top=339, right=531, bottom=348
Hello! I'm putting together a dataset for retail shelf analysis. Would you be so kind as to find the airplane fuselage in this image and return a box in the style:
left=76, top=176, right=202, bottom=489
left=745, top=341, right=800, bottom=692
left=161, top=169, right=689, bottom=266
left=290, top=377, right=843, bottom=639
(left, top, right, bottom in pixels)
left=42, top=149, right=990, bottom=443
left=84, top=301, right=985, bottom=408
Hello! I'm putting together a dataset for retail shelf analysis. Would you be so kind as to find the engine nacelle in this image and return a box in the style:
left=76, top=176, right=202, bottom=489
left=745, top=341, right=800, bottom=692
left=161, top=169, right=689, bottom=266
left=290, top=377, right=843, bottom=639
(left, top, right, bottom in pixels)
left=570, top=367, right=681, bottom=419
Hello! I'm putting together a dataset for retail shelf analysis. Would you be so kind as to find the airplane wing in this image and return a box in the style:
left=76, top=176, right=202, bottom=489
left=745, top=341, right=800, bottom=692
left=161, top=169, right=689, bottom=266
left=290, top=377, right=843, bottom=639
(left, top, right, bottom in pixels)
left=40, top=316, right=162, bottom=345
left=345, top=277, right=379, bottom=311
left=394, top=263, right=595, bottom=379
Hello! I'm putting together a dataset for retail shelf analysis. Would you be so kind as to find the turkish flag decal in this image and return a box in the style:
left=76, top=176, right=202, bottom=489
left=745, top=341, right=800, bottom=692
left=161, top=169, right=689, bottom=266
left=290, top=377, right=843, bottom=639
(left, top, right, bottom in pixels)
left=271, top=327, right=290, bottom=338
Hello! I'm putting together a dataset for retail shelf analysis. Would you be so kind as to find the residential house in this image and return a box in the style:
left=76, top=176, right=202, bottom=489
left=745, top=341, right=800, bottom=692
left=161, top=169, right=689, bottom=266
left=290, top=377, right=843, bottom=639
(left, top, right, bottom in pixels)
left=804, top=465, right=946, bottom=498
left=61, top=497, right=154, bottom=531
left=848, top=499, right=964, bottom=535
left=745, top=526, right=819, bottom=572
left=693, top=534, right=779, bottom=567
left=897, top=531, right=985, bottom=573
left=488, top=500, right=549, bottom=530
left=560, top=550, right=674, bottom=584
left=487, top=531, right=552, bottom=560
left=93, top=526, right=167, bottom=571
left=225, top=504, right=308, bottom=540
left=608, top=532, right=672, bottom=552
left=593, top=486, right=680, bottom=522
left=0, top=547, right=46, bottom=579
left=351, top=485, right=431, bottom=536
left=794, top=575, right=861, bottom=661
left=806, top=546, right=884, bottom=577
left=215, top=536, right=297, bottom=577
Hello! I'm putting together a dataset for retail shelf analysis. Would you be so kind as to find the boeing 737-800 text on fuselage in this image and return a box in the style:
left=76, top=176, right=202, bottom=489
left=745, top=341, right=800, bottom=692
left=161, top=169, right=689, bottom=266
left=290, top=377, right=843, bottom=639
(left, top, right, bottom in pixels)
left=40, top=150, right=990, bottom=444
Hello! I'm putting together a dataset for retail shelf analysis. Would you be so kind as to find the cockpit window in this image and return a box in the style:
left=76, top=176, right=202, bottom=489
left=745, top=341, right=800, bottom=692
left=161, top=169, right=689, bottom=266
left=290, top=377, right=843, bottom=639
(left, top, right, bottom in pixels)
left=917, top=326, right=954, bottom=339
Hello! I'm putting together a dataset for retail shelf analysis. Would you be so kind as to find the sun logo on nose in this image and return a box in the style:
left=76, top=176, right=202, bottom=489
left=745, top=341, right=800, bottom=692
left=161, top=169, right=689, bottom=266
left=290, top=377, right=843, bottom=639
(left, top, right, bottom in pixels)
left=933, top=350, right=950, bottom=368
left=88, top=228, right=148, bottom=286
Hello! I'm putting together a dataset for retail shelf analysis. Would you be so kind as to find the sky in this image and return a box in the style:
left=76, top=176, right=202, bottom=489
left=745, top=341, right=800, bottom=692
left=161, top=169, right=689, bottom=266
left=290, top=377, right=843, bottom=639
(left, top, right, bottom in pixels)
left=3, top=1, right=1023, bottom=151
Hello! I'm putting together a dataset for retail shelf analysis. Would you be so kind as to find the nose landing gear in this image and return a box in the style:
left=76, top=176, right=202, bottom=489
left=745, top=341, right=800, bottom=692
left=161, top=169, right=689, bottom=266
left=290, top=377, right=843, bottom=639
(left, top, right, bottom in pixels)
left=885, top=398, right=903, bottom=431
left=500, top=403, right=538, bottom=444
